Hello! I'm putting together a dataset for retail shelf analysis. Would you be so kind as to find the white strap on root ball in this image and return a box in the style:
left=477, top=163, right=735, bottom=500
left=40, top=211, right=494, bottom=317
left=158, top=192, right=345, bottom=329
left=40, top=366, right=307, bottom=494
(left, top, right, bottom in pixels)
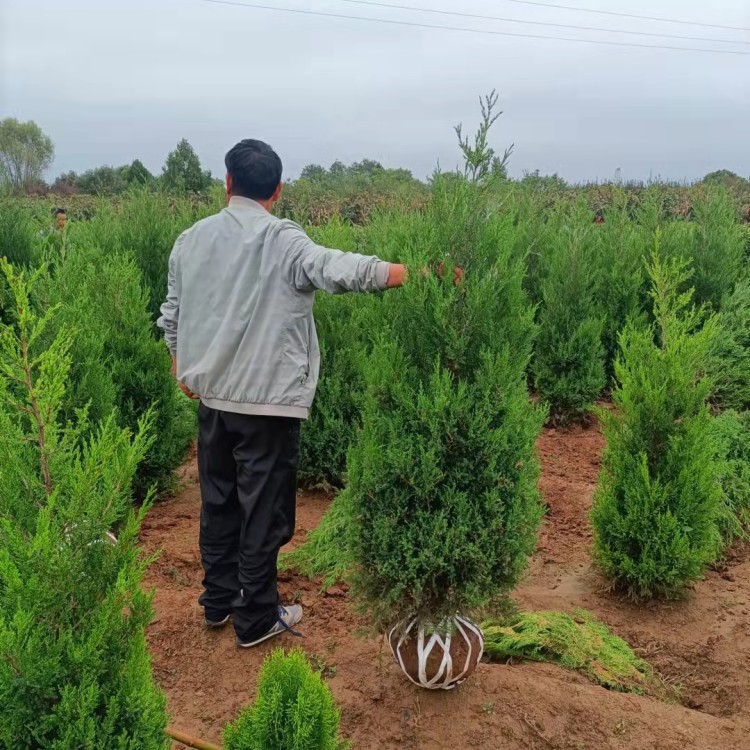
left=388, top=615, right=484, bottom=690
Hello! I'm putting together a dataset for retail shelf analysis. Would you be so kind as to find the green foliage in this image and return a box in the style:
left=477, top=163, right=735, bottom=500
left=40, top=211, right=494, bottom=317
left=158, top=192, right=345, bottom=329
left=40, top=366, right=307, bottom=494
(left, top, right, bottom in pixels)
left=591, top=253, right=723, bottom=599
left=0, top=199, right=39, bottom=269
left=711, top=410, right=750, bottom=544
left=126, top=159, right=154, bottom=187
left=41, top=245, right=195, bottom=496
left=483, top=610, right=660, bottom=695
left=700, top=170, right=749, bottom=190
left=297, top=220, right=373, bottom=489
left=686, top=190, right=745, bottom=311
left=279, top=493, right=355, bottom=589
left=282, top=162, right=427, bottom=225
left=55, top=160, right=155, bottom=196
left=77, top=165, right=130, bottom=196
left=533, top=204, right=607, bottom=420
left=346, top=178, right=545, bottom=626
left=0, top=117, right=54, bottom=191
left=161, top=138, right=212, bottom=194
left=67, top=188, right=205, bottom=322
left=709, top=279, right=750, bottom=412
left=223, top=649, right=347, bottom=750
left=454, top=90, right=513, bottom=183
left=592, top=197, right=648, bottom=380
left=0, top=261, right=168, bottom=749
left=519, top=170, right=568, bottom=192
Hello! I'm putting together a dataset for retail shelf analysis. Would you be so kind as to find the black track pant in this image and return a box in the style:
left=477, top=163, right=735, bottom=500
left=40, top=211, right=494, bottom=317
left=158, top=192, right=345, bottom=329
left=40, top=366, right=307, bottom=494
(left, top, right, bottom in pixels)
left=197, top=404, right=300, bottom=642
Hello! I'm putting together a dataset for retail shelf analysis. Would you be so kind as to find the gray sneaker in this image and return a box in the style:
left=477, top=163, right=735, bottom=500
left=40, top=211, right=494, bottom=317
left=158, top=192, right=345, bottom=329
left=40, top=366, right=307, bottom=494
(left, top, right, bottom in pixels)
left=236, top=604, right=303, bottom=648
left=205, top=613, right=231, bottom=629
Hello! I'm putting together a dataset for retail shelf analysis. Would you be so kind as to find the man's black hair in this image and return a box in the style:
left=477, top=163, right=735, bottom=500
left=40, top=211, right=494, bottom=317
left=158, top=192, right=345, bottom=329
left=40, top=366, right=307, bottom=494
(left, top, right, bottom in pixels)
left=51, top=207, right=67, bottom=217
left=224, top=140, right=282, bottom=201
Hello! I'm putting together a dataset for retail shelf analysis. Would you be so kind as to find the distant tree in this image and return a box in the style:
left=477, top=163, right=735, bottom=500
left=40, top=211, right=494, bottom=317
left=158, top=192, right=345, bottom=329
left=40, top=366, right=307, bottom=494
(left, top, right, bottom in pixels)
left=50, top=170, right=79, bottom=195
left=701, top=170, right=749, bottom=189
left=126, top=158, right=154, bottom=186
left=520, top=170, right=569, bottom=191
left=77, top=165, right=129, bottom=195
left=161, top=138, right=212, bottom=194
left=349, top=159, right=384, bottom=176
left=329, top=160, right=346, bottom=178
left=0, top=117, right=55, bottom=192
left=300, top=163, right=327, bottom=181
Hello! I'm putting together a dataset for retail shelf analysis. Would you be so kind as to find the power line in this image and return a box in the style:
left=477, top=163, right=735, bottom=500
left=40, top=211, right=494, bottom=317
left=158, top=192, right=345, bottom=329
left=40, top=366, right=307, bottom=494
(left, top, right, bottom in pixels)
left=493, top=0, right=750, bottom=33
left=337, top=0, right=750, bottom=46
left=199, top=0, right=750, bottom=55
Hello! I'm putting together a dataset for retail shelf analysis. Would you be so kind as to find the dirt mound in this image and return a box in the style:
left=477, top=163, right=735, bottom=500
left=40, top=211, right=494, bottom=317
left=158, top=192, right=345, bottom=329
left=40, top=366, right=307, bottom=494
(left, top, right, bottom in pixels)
left=142, top=423, right=750, bottom=749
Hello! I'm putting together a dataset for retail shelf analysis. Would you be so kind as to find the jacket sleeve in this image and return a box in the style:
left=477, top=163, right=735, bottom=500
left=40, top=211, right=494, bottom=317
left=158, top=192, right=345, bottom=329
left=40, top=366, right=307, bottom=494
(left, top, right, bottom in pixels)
left=156, top=234, right=184, bottom=354
left=280, top=222, right=390, bottom=294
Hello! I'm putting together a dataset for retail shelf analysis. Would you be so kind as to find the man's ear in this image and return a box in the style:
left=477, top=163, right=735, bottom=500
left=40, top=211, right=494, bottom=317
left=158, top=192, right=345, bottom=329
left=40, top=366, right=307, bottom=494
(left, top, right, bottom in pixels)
left=273, top=182, right=283, bottom=201
left=226, top=173, right=233, bottom=199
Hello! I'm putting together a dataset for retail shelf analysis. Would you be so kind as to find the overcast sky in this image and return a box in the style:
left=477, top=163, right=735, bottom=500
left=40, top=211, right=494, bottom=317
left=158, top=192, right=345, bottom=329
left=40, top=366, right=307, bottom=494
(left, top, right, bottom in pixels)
left=1, top=0, right=749, bottom=183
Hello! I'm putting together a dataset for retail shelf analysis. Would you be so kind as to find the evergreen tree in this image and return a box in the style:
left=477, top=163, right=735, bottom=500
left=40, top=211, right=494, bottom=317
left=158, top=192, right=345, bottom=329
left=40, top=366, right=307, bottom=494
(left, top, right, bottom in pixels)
left=687, top=190, right=745, bottom=311
left=533, top=204, right=607, bottom=421
left=346, top=177, right=544, bottom=626
left=591, top=253, right=723, bottom=599
left=161, top=138, right=212, bottom=194
left=40, top=245, right=196, bottom=497
left=711, top=409, right=750, bottom=544
left=297, top=219, right=372, bottom=490
left=126, top=158, right=154, bottom=186
left=0, top=261, right=168, bottom=749
left=709, top=279, right=750, bottom=412
left=592, top=195, right=648, bottom=380
left=223, top=650, right=347, bottom=750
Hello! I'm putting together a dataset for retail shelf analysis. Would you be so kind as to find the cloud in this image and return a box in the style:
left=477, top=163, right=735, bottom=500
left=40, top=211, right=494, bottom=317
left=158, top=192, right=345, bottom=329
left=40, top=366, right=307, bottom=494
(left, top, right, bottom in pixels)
left=2, top=0, right=748, bottom=182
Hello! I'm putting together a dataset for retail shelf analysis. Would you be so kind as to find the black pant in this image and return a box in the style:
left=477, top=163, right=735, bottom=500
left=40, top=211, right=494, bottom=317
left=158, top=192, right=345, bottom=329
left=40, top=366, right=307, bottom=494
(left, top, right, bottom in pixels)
left=197, top=404, right=300, bottom=642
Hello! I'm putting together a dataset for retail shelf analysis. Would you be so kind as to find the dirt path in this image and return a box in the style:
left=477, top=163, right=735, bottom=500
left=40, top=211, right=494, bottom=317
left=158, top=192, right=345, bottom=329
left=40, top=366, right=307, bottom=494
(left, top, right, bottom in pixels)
left=141, top=423, right=750, bottom=749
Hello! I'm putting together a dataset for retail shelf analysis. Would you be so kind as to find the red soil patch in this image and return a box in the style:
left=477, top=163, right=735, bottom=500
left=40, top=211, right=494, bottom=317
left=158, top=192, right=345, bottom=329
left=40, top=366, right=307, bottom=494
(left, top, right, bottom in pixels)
left=142, top=422, right=750, bottom=749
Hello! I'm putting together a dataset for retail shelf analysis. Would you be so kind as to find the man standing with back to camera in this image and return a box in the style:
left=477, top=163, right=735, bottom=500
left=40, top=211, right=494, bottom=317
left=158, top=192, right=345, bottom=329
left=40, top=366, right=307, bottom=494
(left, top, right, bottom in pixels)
left=157, top=140, right=407, bottom=647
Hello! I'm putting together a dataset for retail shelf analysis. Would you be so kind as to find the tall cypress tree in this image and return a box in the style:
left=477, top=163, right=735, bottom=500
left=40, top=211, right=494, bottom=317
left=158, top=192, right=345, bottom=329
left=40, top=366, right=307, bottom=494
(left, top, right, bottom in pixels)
left=345, top=177, right=545, bottom=627
left=591, top=253, right=723, bottom=599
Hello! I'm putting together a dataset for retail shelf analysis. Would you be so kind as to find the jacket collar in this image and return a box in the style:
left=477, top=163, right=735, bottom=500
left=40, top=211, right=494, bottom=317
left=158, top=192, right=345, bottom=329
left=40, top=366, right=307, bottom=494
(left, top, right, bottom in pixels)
left=228, top=196, right=267, bottom=212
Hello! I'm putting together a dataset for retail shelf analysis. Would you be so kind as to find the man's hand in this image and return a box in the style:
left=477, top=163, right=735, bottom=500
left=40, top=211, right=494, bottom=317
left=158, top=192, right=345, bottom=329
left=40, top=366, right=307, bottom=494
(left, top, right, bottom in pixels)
left=171, top=354, right=199, bottom=400
left=386, top=263, right=408, bottom=288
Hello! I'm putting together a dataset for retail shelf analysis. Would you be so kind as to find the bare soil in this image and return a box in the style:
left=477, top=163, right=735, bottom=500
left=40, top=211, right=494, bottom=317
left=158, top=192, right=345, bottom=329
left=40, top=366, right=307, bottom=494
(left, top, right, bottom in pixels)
left=142, top=421, right=750, bottom=749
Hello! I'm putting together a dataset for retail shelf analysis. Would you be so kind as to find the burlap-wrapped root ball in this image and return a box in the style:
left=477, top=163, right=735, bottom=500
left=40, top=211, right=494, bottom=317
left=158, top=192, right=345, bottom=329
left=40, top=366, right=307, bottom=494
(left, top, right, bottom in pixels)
left=388, top=615, right=484, bottom=690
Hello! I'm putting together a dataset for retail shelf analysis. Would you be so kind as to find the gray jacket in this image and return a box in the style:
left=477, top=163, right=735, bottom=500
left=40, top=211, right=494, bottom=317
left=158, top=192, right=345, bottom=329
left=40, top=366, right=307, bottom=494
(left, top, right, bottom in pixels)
left=157, top=196, right=390, bottom=419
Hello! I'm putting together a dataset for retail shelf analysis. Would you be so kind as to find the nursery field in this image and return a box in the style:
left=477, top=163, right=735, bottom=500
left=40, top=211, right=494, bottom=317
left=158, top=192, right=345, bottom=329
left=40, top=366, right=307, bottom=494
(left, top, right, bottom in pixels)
left=143, top=423, right=750, bottom=749
left=1, top=159, right=750, bottom=750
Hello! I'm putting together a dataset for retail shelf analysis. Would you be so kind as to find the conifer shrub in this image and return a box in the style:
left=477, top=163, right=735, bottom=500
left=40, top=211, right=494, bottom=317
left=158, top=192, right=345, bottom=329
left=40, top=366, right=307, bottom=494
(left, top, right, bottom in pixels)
left=591, top=254, right=723, bottom=599
left=711, top=409, right=750, bottom=544
left=223, top=649, right=347, bottom=750
left=279, top=492, right=355, bottom=587
left=0, top=199, right=38, bottom=269
left=0, top=261, right=169, bottom=749
left=592, top=197, right=648, bottom=380
left=344, top=177, right=545, bottom=627
left=297, top=219, right=371, bottom=490
left=532, top=203, right=607, bottom=421
left=709, top=279, right=750, bottom=412
left=41, top=245, right=195, bottom=496
left=68, top=189, right=212, bottom=322
left=0, top=200, right=40, bottom=323
left=687, top=190, right=745, bottom=311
